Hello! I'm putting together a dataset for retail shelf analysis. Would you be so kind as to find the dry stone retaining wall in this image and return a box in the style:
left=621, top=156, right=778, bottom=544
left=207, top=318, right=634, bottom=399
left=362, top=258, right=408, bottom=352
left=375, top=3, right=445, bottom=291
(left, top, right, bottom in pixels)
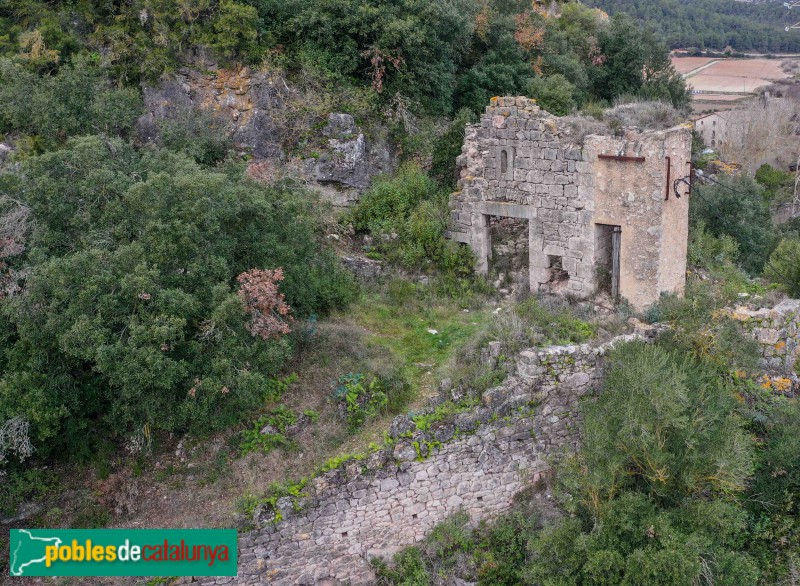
left=195, top=333, right=648, bottom=585
left=727, top=298, right=800, bottom=373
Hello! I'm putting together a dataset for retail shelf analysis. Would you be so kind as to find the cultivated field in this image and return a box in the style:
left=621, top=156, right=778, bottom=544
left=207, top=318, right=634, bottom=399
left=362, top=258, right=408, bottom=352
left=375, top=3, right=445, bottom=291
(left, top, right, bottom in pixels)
left=673, top=57, right=797, bottom=95
left=705, top=59, right=788, bottom=79
left=688, top=74, right=775, bottom=93
left=672, top=57, right=717, bottom=74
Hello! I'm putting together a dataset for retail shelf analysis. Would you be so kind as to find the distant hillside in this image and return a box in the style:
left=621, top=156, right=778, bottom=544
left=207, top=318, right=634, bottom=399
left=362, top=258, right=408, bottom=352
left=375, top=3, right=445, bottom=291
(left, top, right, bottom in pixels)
left=584, top=0, right=800, bottom=52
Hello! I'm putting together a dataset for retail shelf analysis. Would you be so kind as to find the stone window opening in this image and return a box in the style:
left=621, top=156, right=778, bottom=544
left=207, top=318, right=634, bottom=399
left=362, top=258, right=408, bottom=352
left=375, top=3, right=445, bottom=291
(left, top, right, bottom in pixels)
left=499, top=147, right=516, bottom=180
left=545, top=255, right=569, bottom=291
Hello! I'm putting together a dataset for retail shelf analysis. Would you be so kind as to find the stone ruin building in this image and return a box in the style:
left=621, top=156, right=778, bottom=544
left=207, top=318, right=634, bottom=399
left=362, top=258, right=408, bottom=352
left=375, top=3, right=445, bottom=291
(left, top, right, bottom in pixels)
left=448, top=96, right=693, bottom=310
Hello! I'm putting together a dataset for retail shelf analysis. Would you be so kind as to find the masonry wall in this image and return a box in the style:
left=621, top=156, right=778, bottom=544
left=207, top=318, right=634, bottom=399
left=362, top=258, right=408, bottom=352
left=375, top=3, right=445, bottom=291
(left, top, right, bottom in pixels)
left=450, top=97, right=592, bottom=297
left=449, top=96, right=692, bottom=310
left=187, top=303, right=797, bottom=585
left=586, top=128, right=691, bottom=307
left=192, top=333, right=646, bottom=586
left=726, top=299, right=800, bottom=373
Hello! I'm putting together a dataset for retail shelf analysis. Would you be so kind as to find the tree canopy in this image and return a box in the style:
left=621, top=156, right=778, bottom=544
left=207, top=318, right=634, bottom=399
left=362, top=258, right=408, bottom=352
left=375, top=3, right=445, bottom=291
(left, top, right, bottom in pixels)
left=0, top=137, right=353, bottom=458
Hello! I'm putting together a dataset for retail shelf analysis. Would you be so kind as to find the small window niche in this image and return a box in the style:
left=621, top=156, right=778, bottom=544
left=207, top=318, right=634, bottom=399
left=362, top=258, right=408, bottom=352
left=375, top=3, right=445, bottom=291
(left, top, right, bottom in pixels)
left=498, top=147, right=515, bottom=180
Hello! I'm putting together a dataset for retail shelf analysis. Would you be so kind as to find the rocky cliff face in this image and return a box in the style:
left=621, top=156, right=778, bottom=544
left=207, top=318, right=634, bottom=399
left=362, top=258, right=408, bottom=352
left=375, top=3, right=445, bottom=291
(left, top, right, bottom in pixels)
left=138, top=67, right=395, bottom=206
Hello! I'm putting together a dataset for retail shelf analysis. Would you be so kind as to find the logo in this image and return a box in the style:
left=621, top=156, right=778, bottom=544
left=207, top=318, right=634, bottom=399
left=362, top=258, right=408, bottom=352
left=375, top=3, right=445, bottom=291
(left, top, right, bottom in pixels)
left=9, top=529, right=237, bottom=577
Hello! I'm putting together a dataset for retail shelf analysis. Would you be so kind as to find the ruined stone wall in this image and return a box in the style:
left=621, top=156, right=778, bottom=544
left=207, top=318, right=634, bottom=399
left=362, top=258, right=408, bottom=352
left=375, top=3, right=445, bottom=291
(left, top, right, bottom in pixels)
left=449, top=96, right=692, bottom=310
left=586, top=127, right=692, bottom=307
left=450, top=97, right=592, bottom=297
left=193, top=333, right=646, bottom=586
left=727, top=299, right=800, bottom=374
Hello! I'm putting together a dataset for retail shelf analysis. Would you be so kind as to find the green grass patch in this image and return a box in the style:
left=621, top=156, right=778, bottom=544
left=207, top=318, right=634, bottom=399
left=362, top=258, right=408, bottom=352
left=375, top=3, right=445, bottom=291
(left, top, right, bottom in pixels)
left=350, top=280, right=491, bottom=393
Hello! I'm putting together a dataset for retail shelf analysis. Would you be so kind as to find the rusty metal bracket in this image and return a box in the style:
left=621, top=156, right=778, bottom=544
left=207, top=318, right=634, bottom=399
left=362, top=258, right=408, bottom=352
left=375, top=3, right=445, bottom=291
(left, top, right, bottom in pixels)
left=598, top=154, right=646, bottom=162
left=687, top=161, right=693, bottom=197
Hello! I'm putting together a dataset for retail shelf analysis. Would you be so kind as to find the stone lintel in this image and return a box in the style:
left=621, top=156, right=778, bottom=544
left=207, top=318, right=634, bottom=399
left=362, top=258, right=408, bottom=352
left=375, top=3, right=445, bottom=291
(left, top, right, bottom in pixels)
left=478, top=201, right=537, bottom=220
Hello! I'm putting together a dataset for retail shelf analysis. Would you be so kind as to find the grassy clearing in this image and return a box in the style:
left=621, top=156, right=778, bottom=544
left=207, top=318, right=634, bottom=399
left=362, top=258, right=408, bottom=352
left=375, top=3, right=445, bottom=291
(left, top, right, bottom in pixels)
left=350, top=279, right=493, bottom=405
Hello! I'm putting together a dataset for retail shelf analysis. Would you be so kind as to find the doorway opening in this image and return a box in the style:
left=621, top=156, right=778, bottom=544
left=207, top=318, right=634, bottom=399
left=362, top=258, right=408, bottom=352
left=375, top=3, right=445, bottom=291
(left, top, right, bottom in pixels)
left=487, top=215, right=529, bottom=296
left=594, top=224, right=621, bottom=300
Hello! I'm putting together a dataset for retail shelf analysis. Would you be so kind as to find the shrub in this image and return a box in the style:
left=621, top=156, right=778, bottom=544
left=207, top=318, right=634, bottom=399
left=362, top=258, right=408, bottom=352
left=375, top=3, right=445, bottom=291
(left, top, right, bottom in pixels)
left=0, top=57, right=143, bottom=150
left=560, top=342, right=754, bottom=511
left=453, top=32, right=533, bottom=115
left=374, top=508, right=537, bottom=585
left=349, top=164, right=476, bottom=279
left=747, top=400, right=800, bottom=582
left=430, top=108, right=476, bottom=188
left=259, top=0, right=476, bottom=115
left=237, top=268, right=293, bottom=341
left=688, top=220, right=740, bottom=269
left=0, top=136, right=354, bottom=460
left=754, top=163, right=793, bottom=202
left=764, top=237, right=800, bottom=297
left=526, top=73, right=576, bottom=116
left=157, top=106, right=232, bottom=166
left=239, top=405, right=298, bottom=455
left=526, top=493, right=759, bottom=586
left=333, top=373, right=389, bottom=430
left=603, top=99, right=683, bottom=131
left=352, top=164, right=439, bottom=235
left=691, top=177, right=777, bottom=274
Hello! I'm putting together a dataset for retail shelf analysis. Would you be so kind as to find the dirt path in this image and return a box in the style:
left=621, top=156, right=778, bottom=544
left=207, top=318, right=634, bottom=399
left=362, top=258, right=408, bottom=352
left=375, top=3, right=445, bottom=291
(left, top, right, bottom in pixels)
left=682, top=59, right=721, bottom=79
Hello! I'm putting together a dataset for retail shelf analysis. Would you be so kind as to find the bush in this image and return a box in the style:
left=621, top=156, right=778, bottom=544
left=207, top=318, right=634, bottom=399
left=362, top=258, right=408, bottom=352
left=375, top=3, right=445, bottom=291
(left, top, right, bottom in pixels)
left=453, top=31, right=533, bottom=116
left=747, top=400, right=800, bottom=582
left=430, top=108, right=476, bottom=188
left=349, top=164, right=475, bottom=279
left=374, top=508, right=537, bottom=585
left=259, top=0, right=476, bottom=114
left=157, top=106, right=232, bottom=166
left=603, top=99, right=684, bottom=131
left=687, top=220, right=740, bottom=269
left=333, top=372, right=388, bottom=430
left=691, top=177, right=776, bottom=274
left=240, top=405, right=298, bottom=454
left=527, top=493, right=759, bottom=586
left=0, top=136, right=354, bottom=460
left=764, top=237, right=800, bottom=297
left=754, top=163, right=793, bottom=202
left=527, top=73, right=576, bottom=116
left=560, top=342, right=753, bottom=510
left=0, top=57, right=143, bottom=150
